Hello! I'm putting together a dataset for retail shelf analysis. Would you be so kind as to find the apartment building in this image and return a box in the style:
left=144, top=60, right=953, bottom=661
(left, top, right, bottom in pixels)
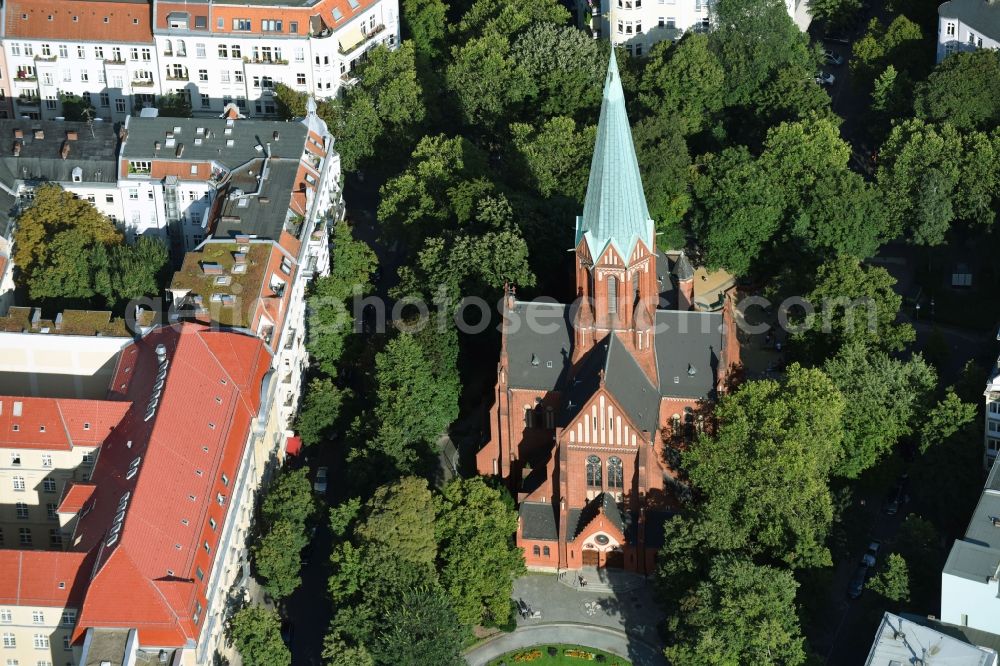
left=588, top=0, right=809, bottom=55
left=0, top=0, right=399, bottom=122
left=984, top=357, right=1000, bottom=469
left=941, top=460, right=1000, bottom=636
left=118, top=103, right=341, bottom=256
left=937, top=0, right=1000, bottom=62
left=2, top=0, right=158, bottom=122
left=865, top=612, right=999, bottom=665
left=0, top=320, right=298, bottom=665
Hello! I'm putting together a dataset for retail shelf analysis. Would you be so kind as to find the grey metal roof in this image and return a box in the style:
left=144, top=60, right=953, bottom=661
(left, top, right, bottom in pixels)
left=0, top=119, right=119, bottom=185
left=655, top=310, right=724, bottom=399
left=939, top=0, right=1000, bottom=38
left=865, top=613, right=997, bottom=666
left=901, top=613, right=1000, bottom=657
left=504, top=301, right=573, bottom=390
left=122, top=116, right=308, bottom=170
left=565, top=493, right=634, bottom=541
left=520, top=502, right=558, bottom=541
left=671, top=252, right=695, bottom=281
left=213, top=158, right=298, bottom=240
left=944, top=460, right=1000, bottom=582
left=604, top=333, right=660, bottom=435
left=0, top=189, right=17, bottom=241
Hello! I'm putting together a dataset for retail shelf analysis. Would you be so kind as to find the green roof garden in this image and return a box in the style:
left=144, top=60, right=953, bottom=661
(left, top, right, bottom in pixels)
left=169, top=242, right=272, bottom=328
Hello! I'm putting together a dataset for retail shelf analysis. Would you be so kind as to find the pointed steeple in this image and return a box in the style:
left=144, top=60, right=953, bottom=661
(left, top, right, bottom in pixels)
left=575, top=50, right=655, bottom=261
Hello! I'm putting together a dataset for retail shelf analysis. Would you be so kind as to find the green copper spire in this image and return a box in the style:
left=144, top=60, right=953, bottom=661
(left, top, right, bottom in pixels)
left=576, top=50, right=654, bottom=260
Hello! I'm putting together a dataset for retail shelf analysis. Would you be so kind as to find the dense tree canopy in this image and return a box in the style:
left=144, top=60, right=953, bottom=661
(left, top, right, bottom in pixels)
left=914, top=49, right=1000, bottom=131
left=229, top=605, right=291, bottom=666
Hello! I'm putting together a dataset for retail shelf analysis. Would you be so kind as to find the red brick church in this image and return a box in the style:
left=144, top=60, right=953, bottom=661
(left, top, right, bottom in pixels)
left=476, top=52, right=740, bottom=574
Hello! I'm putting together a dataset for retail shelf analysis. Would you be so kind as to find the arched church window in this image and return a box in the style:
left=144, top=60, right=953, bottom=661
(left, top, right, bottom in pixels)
left=586, top=455, right=602, bottom=487
left=545, top=406, right=555, bottom=429
left=608, top=456, right=623, bottom=489
left=533, top=545, right=540, bottom=556
left=607, top=276, right=618, bottom=315
left=523, top=406, right=533, bottom=428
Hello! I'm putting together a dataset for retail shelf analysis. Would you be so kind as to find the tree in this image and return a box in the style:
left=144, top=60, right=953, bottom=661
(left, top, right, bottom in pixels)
left=453, top=0, right=570, bottom=42
left=894, top=515, right=942, bottom=609
left=823, top=342, right=936, bottom=478
left=156, top=92, right=193, bottom=118
left=690, top=147, right=783, bottom=276
left=274, top=82, right=310, bottom=119
left=511, top=23, right=605, bottom=119
left=684, top=365, right=845, bottom=568
left=633, top=112, right=691, bottom=249
left=435, top=478, right=524, bottom=627
left=307, top=220, right=377, bottom=375
left=107, top=236, right=169, bottom=308
left=261, top=467, right=316, bottom=527
left=295, top=377, right=347, bottom=447
left=808, top=0, right=861, bottom=29
left=851, top=16, right=927, bottom=83
left=510, top=117, right=595, bottom=202
left=640, top=34, right=725, bottom=137
left=665, top=557, right=806, bottom=666
left=59, top=93, right=95, bottom=122
left=254, top=519, right=306, bottom=599
left=402, top=0, right=448, bottom=57
left=797, top=255, right=914, bottom=357
left=357, top=477, right=438, bottom=567
left=371, top=584, right=466, bottom=665
left=710, top=0, right=815, bottom=110
left=228, top=605, right=291, bottom=666
left=446, top=32, right=535, bottom=129
left=914, top=49, right=1000, bottom=131
left=918, top=388, right=977, bottom=454
left=867, top=553, right=910, bottom=603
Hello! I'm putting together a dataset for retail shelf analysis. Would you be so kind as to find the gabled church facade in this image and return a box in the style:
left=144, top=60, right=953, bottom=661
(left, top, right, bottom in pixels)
left=476, top=52, right=741, bottom=574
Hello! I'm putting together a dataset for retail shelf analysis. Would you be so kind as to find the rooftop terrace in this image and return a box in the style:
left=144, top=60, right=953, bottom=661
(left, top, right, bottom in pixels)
left=169, top=241, right=272, bottom=328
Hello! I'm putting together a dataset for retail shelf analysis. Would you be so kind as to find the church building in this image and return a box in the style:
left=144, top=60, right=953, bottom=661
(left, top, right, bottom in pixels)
left=476, top=52, right=741, bottom=574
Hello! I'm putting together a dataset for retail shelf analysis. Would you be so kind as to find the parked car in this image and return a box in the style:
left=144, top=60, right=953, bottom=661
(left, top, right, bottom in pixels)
left=815, top=71, right=836, bottom=86
left=848, top=563, right=869, bottom=599
left=824, top=33, right=851, bottom=44
left=862, top=540, right=881, bottom=567
left=885, top=484, right=904, bottom=516
left=823, top=49, right=845, bottom=66
left=313, top=466, right=328, bottom=494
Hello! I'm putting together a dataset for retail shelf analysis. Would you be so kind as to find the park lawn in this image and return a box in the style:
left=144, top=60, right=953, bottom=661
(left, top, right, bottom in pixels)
left=488, top=644, right=630, bottom=665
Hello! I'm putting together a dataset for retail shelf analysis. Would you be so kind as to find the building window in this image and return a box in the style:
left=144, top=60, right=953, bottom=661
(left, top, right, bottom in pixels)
left=2, top=634, right=14, bottom=648
left=532, top=545, right=540, bottom=556
left=261, top=19, right=283, bottom=32
left=41, top=44, right=51, bottom=57
left=13, top=477, right=25, bottom=492
left=15, top=503, right=28, bottom=519
left=9, top=453, right=20, bottom=467
left=41, top=455, right=51, bottom=468
left=543, top=546, right=551, bottom=557
left=48, top=530, right=62, bottom=547
left=220, top=71, right=230, bottom=84
left=32, top=635, right=48, bottom=649
left=32, top=611, right=43, bottom=624
left=58, top=44, right=69, bottom=58
left=77, top=45, right=85, bottom=58
left=290, top=21, right=299, bottom=33
left=18, top=528, right=31, bottom=545
left=232, top=45, right=242, bottom=58
left=608, top=456, right=623, bottom=489
left=198, top=69, right=208, bottom=82
left=235, top=71, right=244, bottom=83
left=201, top=94, right=210, bottom=108
left=296, top=73, right=307, bottom=85
left=586, top=455, right=602, bottom=487
left=196, top=43, right=206, bottom=58
left=233, top=18, right=251, bottom=31
left=523, top=406, right=533, bottom=429
left=0, top=610, right=10, bottom=623
left=42, top=478, right=56, bottom=492
left=99, top=92, right=109, bottom=107
left=607, top=276, right=618, bottom=314
left=105, top=194, right=115, bottom=204
left=59, top=610, right=76, bottom=626
left=46, top=504, right=57, bottom=520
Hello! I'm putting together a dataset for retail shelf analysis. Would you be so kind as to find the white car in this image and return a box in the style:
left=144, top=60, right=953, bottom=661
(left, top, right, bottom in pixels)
left=313, top=466, right=328, bottom=494
left=815, top=71, right=836, bottom=87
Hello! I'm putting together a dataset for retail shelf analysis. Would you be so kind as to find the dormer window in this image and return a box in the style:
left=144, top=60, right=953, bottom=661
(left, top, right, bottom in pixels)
left=71, top=167, right=82, bottom=183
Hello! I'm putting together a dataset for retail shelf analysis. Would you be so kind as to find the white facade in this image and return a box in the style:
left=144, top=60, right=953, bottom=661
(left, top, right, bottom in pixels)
left=941, top=461, right=1000, bottom=636
left=984, top=358, right=1000, bottom=469
left=589, top=0, right=808, bottom=55
left=937, top=1, right=1000, bottom=63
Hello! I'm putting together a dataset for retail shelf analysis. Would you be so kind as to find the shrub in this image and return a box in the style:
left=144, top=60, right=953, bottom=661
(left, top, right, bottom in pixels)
left=547, top=646, right=558, bottom=657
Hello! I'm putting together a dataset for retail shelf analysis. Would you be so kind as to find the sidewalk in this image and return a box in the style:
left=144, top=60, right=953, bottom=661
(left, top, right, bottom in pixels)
left=464, top=623, right=666, bottom=666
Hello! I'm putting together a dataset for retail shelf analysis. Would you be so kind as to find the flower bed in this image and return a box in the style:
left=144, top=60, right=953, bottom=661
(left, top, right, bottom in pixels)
left=564, top=649, right=595, bottom=660
left=513, top=650, right=543, bottom=663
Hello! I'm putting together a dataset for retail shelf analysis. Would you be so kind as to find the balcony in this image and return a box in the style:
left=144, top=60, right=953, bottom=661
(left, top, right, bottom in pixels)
left=14, top=73, right=37, bottom=82
left=34, top=55, right=57, bottom=63
left=339, top=24, right=385, bottom=55
left=131, top=79, right=155, bottom=87
left=16, top=96, right=40, bottom=106
left=104, top=58, right=126, bottom=65
left=166, top=73, right=189, bottom=81
left=242, top=56, right=288, bottom=66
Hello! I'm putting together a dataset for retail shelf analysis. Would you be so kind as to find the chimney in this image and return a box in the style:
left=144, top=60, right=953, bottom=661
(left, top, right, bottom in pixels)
left=154, top=140, right=161, bottom=154
left=12, top=142, right=21, bottom=157
left=60, top=141, right=70, bottom=159
left=66, top=130, right=78, bottom=141
left=13, top=129, right=23, bottom=139
left=33, top=129, right=44, bottom=140
left=272, top=130, right=279, bottom=141
left=266, top=141, right=271, bottom=156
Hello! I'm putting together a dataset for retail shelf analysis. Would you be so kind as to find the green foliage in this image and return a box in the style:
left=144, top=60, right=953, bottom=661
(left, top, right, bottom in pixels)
left=371, top=584, right=466, bottom=665
left=402, top=0, right=448, bottom=57
left=808, top=0, right=861, bottom=29
left=59, top=93, right=95, bottom=122
left=510, top=116, right=595, bottom=202
left=105, top=236, right=169, bottom=309
left=918, top=388, right=977, bottom=453
left=306, top=220, right=377, bottom=376
left=867, top=553, right=910, bottom=603
left=273, top=82, right=309, bottom=119
left=914, top=49, right=1000, bottom=131
left=684, top=365, right=845, bottom=568
left=228, top=605, right=290, bottom=666
left=435, top=477, right=525, bottom=627
left=797, top=255, right=914, bottom=357
left=894, top=515, right=942, bottom=610
left=453, top=0, right=570, bottom=42
left=329, top=497, right=362, bottom=539
left=354, top=333, right=460, bottom=474
left=156, top=92, right=193, bottom=118
left=254, top=519, right=306, bottom=599
left=664, top=556, right=806, bottom=666
left=511, top=23, right=605, bottom=119
left=690, top=147, right=783, bottom=275
left=446, top=32, right=535, bottom=128
left=357, top=477, right=438, bottom=567
left=633, top=112, right=691, bottom=249
left=640, top=34, right=725, bottom=137
left=852, top=16, right=927, bottom=83
left=823, top=342, right=936, bottom=477
left=261, top=467, right=316, bottom=527
left=295, top=377, right=347, bottom=447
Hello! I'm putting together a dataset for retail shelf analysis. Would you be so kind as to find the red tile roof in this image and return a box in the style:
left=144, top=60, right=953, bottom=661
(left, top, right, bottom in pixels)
left=58, top=483, right=96, bottom=514
left=3, top=0, right=153, bottom=42
left=73, top=323, right=271, bottom=646
left=0, top=397, right=130, bottom=451
left=0, top=550, right=91, bottom=607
